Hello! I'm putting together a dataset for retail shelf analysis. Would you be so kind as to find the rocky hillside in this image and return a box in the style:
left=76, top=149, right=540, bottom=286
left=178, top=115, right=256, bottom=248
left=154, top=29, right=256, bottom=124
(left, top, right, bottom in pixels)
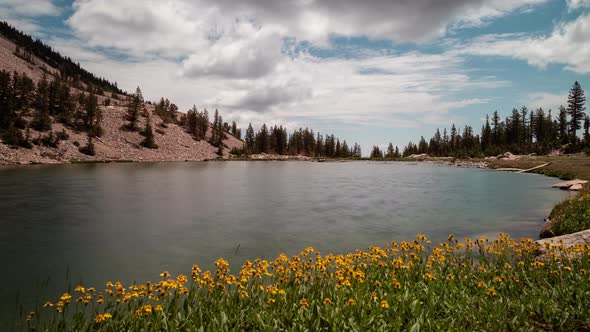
left=0, top=34, right=243, bottom=165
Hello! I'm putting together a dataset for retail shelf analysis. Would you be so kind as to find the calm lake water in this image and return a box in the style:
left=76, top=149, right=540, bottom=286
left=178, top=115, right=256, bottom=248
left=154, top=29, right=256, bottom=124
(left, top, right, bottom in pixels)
left=0, top=161, right=570, bottom=326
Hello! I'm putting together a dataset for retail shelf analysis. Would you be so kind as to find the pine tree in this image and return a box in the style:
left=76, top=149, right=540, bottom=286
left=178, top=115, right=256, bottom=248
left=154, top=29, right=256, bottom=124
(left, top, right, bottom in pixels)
left=141, top=114, right=158, bottom=149
left=245, top=123, right=255, bottom=152
left=489, top=111, right=498, bottom=144
left=256, top=124, right=269, bottom=153
left=79, top=134, right=96, bottom=156
left=585, top=116, right=590, bottom=145
left=31, top=73, right=52, bottom=131
left=558, top=106, right=569, bottom=145
left=126, top=87, right=143, bottom=131
left=567, top=81, right=586, bottom=144
left=386, top=142, right=395, bottom=159
left=370, top=146, right=383, bottom=159
left=231, top=121, right=238, bottom=138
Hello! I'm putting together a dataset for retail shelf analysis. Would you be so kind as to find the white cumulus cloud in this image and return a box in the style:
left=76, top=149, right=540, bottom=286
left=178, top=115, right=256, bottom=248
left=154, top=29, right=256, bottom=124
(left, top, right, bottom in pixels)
left=455, top=14, right=590, bottom=74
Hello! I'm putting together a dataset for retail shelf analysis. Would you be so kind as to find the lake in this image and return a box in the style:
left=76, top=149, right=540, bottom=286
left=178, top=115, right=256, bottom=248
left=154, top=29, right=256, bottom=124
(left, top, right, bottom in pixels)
left=0, top=161, right=569, bottom=327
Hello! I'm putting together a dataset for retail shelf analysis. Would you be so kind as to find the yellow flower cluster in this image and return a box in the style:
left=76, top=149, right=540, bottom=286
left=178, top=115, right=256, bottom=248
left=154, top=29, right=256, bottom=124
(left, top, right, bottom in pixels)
left=36, top=233, right=590, bottom=327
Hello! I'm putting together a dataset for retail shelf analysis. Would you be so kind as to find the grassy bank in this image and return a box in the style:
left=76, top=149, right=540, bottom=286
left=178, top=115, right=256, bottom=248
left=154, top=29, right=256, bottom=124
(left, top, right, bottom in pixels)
left=548, top=187, right=590, bottom=236
left=23, top=234, right=590, bottom=331
left=488, top=156, right=590, bottom=236
left=487, top=156, right=590, bottom=181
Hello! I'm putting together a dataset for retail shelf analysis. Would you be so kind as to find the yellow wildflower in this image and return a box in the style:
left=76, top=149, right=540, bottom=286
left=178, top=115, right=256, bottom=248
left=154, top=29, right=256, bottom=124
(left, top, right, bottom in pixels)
left=60, top=293, right=72, bottom=301
left=95, top=313, right=112, bottom=323
left=300, top=298, right=309, bottom=308
left=486, top=288, right=497, bottom=296
left=347, top=298, right=356, bottom=305
left=380, top=300, right=390, bottom=309
left=323, top=298, right=332, bottom=305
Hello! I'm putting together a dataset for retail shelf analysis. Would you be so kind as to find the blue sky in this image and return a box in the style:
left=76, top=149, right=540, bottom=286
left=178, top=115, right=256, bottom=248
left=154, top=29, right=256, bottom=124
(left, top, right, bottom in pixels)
left=1, top=0, right=589, bottom=154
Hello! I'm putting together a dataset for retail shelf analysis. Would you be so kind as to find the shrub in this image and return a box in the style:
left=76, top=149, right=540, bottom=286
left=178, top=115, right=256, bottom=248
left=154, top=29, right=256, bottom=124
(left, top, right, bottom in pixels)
left=56, top=128, right=69, bottom=141
left=78, top=136, right=96, bottom=156
left=40, top=131, right=59, bottom=148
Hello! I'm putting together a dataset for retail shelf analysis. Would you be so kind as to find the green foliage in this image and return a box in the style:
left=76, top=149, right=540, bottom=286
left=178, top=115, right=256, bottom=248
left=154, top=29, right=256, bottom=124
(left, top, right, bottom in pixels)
left=184, top=106, right=209, bottom=140
left=370, top=145, right=384, bottom=159
left=402, top=82, right=586, bottom=157
left=56, top=128, right=69, bottom=141
left=549, top=188, right=590, bottom=236
left=78, top=135, right=96, bottom=156
left=0, top=125, right=31, bottom=148
left=567, top=81, right=586, bottom=143
left=154, top=97, right=178, bottom=124
left=125, top=87, right=143, bottom=131
left=140, top=114, right=158, bottom=149
left=40, top=131, right=59, bottom=148
left=25, top=234, right=590, bottom=331
left=245, top=124, right=360, bottom=158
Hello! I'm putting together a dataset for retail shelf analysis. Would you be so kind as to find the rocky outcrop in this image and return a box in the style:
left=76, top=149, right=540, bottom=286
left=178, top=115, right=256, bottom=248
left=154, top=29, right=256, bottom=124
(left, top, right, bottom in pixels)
left=551, top=179, right=588, bottom=191
left=407, top=154, right=430, bottom=159
left=535, top=229, right=590, bottom=255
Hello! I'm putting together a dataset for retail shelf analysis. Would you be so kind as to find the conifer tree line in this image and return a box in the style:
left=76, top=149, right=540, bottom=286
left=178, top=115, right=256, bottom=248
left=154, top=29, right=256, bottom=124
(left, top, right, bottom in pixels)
left=400, top=81, right=586, bottom=158
left=369, top=143, right=401, bottom=159
left=239, top=123, right=362, bottom=158
left=178, top=107, right=236, bottom=153
left=0, top=70, right=104, bottom=150
left=0, top=21, right=124, bottom=95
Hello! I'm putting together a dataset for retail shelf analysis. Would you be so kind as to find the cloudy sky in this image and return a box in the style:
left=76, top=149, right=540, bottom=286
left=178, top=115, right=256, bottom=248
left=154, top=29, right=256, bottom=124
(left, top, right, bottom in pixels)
left=1, top=0, right=589, bottom=153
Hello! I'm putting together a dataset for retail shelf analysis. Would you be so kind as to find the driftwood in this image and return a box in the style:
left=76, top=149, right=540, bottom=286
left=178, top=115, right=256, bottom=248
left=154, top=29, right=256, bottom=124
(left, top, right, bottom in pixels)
left=516, top=162, right=551, bottom=173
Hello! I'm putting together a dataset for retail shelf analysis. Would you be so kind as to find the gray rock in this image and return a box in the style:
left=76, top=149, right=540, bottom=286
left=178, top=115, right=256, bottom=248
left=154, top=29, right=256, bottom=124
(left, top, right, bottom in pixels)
left=535, top=229, right=590, bottom=255
left=539, top=218, right=555, bottom=239
left=551, top=179, right=588, bottom=190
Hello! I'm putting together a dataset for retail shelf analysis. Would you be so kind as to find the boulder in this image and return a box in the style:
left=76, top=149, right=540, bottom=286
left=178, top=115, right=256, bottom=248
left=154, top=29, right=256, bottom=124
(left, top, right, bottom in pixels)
left=535, top=229, right=590, bottom=255
left=539, top=219, right=555, bottom=239
left=569, top=183, right=584, bottom=191
left=408, top=154, right=430, bottom=159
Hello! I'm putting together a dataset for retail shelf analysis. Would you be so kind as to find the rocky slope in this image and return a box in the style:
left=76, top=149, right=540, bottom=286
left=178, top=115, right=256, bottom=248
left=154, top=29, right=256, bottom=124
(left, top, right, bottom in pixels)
left=0, top=35, right=244, bottom=165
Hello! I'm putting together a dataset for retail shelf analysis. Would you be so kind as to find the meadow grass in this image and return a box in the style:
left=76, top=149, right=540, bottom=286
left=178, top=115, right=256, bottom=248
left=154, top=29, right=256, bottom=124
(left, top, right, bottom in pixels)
left=23, top=234, right=590, bottom=331
left=550, top=187, right=590, bottom=236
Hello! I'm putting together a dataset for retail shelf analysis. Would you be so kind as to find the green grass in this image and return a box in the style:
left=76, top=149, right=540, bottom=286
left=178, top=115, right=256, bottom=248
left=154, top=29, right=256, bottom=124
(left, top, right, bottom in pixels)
left=487, top=156, right=590, bottom=180
left=549, top=187, right=590, bottom=236
left=22, top=234, right=590, bottom=331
